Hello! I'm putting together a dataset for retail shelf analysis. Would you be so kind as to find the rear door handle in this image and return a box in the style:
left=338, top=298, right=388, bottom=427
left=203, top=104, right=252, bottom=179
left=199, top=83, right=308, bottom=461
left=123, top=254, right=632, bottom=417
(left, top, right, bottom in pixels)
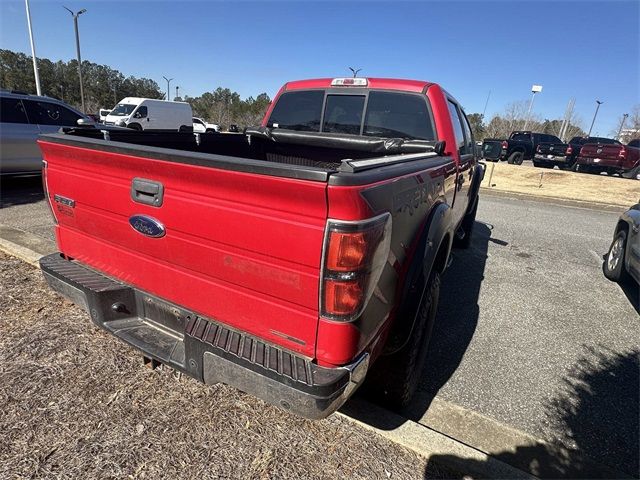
left=131, top=178, right=164, bottom=207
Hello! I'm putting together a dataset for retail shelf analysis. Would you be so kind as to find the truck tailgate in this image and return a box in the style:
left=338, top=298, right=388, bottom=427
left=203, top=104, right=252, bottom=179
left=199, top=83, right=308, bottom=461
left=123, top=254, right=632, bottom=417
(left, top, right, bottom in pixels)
left=579, top=143, right=623, bottom=160
left=39, top=138, right=328, bottom=357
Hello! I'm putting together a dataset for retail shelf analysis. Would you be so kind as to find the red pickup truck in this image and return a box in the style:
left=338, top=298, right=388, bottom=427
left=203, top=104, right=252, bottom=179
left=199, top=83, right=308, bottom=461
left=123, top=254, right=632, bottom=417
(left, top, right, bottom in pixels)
left=575, top=139, right=640, bottom=178
left=38, top=77, right=483, bottom=419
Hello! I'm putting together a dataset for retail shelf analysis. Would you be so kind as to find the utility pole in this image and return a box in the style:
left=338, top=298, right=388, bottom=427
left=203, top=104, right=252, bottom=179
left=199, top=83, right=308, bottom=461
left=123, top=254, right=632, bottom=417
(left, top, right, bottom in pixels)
left=175, top=85, right=179, bottom=100
left=162, top=76, right=173, bottom=101
left=63, top=7, right=87, bottom=113
left=482, top=90, right=491, bottom=119
left=617, top=113, right=629, bottom=140
left=24, top=0, right=42, bottom=95
left=559, top=98, right=575, bottom=141
left=587, top=100, right=603, bottom=136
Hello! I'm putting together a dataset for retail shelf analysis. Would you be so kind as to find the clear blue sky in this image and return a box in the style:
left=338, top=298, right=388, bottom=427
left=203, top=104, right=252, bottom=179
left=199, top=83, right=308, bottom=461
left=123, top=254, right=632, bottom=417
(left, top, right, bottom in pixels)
left=1, top=0, right=638, bottom=136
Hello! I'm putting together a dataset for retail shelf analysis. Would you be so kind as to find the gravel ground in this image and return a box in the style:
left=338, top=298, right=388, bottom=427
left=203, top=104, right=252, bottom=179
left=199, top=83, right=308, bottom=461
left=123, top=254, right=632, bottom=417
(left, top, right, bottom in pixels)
left=0, top=253, right=443, bottom=480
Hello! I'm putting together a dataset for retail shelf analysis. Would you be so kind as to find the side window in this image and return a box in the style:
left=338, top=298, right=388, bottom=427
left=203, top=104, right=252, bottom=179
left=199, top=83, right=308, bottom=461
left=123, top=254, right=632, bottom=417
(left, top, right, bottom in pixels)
left=460, top=110, right=474, bottom=152
left=24, top=100, right=82, bottom=126
left=447, top=100, right=466, bottom=155
left=134, top=106, right=148, bottom=119
left=322, top=95, right=365, bottom=135
left=0, top=97, right=30, bottom=124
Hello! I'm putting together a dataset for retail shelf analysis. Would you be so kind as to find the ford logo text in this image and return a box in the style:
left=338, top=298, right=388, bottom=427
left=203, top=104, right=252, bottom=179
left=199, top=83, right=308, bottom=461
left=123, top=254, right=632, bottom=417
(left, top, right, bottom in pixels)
left=129, top=215, right=166, bottom=238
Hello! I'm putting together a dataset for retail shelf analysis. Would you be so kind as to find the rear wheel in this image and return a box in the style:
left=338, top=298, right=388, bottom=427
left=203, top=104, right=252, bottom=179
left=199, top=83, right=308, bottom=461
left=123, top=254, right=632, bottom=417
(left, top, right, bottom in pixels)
left=127, top=123, right=142, bottom=131
left=507, top=152, right=524, bottom=165
left=362, top=271, right=441, bottom=410
left=604, top=230, right=630, bottom=283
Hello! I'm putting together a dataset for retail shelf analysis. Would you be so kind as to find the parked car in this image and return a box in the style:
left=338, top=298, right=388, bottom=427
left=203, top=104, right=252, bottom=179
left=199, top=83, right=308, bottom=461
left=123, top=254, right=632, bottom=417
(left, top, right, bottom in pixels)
left=0, top=89, right=92, bottom=175
left=99, top=108, right=112, bottom=123
left=562, top=136, right=623, bottom=170
left=104, top=98, right=193, bottom=131
left=482, top=131, right=562, bottom=165
left=575, top=138, right=640, bottom=177
left=38, top=76, right=483, bottom=419
left=604, top=204, right=640, bottom=284
left=192, top=117, right=220, bottom=133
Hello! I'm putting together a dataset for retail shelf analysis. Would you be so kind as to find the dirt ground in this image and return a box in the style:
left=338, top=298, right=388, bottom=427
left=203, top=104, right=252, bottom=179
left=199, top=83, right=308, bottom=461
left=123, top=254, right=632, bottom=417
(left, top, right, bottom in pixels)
left=481, top=162, right=639, bottom=207
left=0, top=252, right=445, bottom=480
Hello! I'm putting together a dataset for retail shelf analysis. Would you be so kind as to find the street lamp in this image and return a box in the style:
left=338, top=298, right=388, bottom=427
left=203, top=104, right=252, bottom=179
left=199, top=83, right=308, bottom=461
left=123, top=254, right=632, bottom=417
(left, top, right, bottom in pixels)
left=616, top=113, right=629, bottom=140
left=523, top=84, right=542, bottom=130
left=24, top=0, right=42, bottom=96
left=175, top=85, right=179, bottom=100
left=63, top=6, right=87, bottom=113
left=162, top=76, right=173, bottom=101
left=587, top=100, right=603, bottom=136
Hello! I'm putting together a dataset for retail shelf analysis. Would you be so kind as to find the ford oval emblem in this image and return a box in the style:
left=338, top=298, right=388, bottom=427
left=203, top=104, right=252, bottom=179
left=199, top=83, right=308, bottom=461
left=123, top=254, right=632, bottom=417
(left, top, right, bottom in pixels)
left=129, top=215, right=165, bottom=238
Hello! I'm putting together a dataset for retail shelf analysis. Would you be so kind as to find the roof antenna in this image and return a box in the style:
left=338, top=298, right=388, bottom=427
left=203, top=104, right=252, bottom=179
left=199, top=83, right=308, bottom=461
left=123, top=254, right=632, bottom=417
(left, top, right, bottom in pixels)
left=349, top=67, right=362, bottom=78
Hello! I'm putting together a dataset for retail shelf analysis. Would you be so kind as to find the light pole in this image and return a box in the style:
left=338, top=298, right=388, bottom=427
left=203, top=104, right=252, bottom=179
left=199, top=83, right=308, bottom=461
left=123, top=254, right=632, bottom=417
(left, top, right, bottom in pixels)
left=616, top=113, right=628, bottom=140
left=162, top=76, right=173, bottom=101
left=523, top=84, right=542, bottom=130
left=587, top=100, right=603, bottom=136
left=63, top=6, right=87, bottom=113
left=175, top=85, right=179, bottom=100
left=24, top=0, right=42, bottom=95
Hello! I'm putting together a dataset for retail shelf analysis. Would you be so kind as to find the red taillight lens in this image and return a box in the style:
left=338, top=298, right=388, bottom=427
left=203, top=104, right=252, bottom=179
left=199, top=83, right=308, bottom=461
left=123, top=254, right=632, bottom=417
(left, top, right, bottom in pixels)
left=619, top=148, right=626, bottom=159
left=566, top=146, right=573, bottom=155
left=501, top=141, right=508, bottom=149
left=320, top=214, right=392, bottom=321
left=326, top=232, right=367, bottom=271
left=323, top=279, right=363, bottom=316
left=42, top=160, right=58, bottom=225
left=536, top=145, right=542, bottom=153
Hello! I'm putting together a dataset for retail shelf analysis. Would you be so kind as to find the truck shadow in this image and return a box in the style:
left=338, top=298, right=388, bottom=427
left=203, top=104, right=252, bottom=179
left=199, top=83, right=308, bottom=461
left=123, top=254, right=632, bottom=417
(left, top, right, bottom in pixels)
left=425, top=346, right=639, bottom=478
left=0, top=175, right=44, bottom=208
left=618, top=279, right=639, bottom=314
left=345, top=220, right=492, bottom=426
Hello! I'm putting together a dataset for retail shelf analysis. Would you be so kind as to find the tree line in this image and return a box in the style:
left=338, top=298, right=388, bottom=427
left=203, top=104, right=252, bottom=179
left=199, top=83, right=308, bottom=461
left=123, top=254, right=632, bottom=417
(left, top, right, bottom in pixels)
left=0, top=49, right=271, bottom=129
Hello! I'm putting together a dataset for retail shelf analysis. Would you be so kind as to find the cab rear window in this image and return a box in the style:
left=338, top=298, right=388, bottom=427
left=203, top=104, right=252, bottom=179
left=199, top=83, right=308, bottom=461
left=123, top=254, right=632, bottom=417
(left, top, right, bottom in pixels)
left=268, top=89, right=435, bottom=140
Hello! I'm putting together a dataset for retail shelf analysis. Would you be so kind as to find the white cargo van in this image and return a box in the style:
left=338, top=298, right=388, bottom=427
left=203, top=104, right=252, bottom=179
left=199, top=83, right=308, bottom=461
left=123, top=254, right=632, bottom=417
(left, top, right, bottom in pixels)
left=105, top=98, right=192, bottom=131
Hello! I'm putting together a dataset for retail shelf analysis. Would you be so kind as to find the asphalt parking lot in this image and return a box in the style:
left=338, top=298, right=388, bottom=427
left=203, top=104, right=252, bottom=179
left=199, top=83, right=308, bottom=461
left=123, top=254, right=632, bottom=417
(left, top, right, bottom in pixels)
left=1, top=177, right=638, bottom=477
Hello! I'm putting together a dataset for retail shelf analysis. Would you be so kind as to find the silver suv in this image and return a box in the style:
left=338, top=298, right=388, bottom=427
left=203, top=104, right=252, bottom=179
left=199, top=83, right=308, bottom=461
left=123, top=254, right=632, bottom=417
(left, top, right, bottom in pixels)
left=0, top=90, right=89, bottom=176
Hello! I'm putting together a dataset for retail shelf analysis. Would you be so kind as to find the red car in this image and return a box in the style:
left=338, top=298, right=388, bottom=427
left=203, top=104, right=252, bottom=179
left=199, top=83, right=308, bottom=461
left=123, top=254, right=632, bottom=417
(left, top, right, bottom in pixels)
left=576, top=138, right=640, bottom=178
left=38, top=77, right=483, bottom=418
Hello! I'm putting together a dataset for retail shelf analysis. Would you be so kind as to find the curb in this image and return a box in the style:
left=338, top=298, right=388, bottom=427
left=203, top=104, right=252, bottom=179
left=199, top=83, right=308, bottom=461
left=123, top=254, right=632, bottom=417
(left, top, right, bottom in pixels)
left=480, top=187, right=630, bottom=212
left=0, top=234, right=44, bottom=267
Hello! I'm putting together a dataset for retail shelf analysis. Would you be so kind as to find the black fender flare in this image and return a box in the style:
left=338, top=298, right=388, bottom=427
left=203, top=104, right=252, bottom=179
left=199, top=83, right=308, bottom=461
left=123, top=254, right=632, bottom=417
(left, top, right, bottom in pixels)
left=383, top=201, right=452, bottom=355
left=466, top=163, right=484, bottom=214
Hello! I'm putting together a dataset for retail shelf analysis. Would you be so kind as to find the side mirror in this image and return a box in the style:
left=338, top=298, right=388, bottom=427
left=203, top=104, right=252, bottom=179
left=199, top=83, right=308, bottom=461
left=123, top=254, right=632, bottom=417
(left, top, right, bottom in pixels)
left=77, top=118, right=96, bottom=128
left=434, top=140, right=446, bottom=156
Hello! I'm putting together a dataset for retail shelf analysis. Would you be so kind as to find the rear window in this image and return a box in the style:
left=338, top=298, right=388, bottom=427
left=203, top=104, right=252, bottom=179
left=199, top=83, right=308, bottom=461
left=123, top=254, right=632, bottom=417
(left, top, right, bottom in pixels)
left=323, top=95, right=365, bottom=135
left=0, top=97, right=29, bottom=124
left=510, top=133, right=531, bottom=142
left=268, top=90, right=324, bottom=132
left=629, top=139, right=640, bottom=148
left=268, top=89, right=435, bottom=140
left=364, top=92, right=435, bottom=140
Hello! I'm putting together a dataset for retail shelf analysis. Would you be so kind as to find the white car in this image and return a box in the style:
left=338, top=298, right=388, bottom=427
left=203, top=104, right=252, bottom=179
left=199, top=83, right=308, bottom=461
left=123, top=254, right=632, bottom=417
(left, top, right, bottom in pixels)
left=105, top=98, right=193, bottom=131
left=192, top=117, right=220, bottom=133
left=99, top=108, right=111, bottom=123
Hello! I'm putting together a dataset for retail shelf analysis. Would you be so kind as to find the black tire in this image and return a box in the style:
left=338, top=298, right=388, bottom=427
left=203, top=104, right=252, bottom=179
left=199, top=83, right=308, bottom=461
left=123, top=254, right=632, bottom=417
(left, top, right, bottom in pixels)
left=205, top=128, right=217, bottom=134
left=507, top=152, right=524, bottom=165
left=603, top=229, right=630, bottom=283
left=127, top=123, right=142, bottom=131
left=362, top=271, right=441, bottom=410
left=453, top=196, right=478, bottom=249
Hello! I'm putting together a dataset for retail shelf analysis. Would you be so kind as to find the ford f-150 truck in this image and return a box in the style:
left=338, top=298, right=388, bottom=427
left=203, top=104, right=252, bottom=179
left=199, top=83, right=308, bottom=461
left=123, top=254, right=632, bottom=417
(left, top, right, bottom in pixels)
left=37, top=77, right=483, bottom=419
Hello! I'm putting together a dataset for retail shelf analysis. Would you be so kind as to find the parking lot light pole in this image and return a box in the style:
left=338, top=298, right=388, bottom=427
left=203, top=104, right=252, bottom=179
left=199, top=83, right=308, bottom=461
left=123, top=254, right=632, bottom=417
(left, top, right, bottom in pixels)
left=523, top=85, right=543, bottom=130
left=63, top=6, right=87, bottom=113
left=588, top=100, right=603, bottom=136
left=162, top=76, right=173, bottom=101
left=616, top=113, right=628, bottom=140
left=25, top=0, right=42, bottom=96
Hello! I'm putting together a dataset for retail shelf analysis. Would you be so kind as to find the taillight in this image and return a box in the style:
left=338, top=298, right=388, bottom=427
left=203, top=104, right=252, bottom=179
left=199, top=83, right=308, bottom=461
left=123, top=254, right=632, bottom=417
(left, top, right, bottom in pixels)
left=501, top=141, right=508, bottom=150
left=42, top=160, right=58, bottom=225
left=320, top=213, right=392, bottom=321
left=536, top=145, right=542, bottom=153
left=618, top=148, right=626, bottom=159
left=566, top=146, right=573, bottom=155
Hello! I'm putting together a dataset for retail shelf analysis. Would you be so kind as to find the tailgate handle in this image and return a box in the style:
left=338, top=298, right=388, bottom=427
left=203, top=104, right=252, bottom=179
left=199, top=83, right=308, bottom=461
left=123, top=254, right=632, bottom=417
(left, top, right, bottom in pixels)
left=131, top=178, right=164, bottom=207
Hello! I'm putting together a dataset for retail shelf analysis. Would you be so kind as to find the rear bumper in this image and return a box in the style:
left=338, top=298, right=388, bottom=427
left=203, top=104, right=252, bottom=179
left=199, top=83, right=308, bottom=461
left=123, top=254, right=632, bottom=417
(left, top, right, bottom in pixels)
left=576, top=156, right=622, bottom=168
left=40, top=253, right=368, bottom=419
left=534, top=155, right=569, bottom=164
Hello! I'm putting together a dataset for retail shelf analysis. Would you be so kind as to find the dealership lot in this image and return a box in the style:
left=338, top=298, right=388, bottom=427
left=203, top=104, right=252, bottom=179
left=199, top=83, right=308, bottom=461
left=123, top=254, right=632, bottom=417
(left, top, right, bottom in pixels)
left=1, top=179, right=638, bottom=477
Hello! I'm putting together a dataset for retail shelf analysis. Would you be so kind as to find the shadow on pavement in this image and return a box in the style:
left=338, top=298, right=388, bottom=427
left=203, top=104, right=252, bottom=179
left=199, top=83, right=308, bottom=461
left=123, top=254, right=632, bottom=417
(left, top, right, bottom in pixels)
left=427, top=347, right=640, bottom=479
left=345, top=220, right=492, bottom=428
left=618, top=280, right=639, bottom=314
left=0, top=175, right=44, bottom=208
